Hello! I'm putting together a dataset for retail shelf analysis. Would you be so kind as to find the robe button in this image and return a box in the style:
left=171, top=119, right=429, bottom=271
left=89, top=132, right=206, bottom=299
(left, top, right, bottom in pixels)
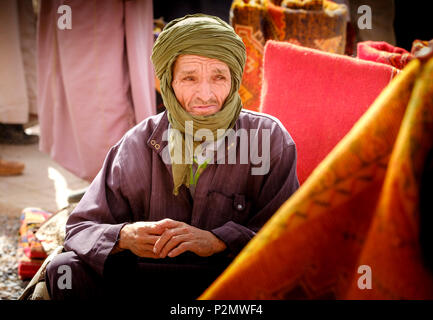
left=155, top=143, right=160, bottom=150
left=150, top=139, right=156, bottom=146
left=233, top=194, right=246, bottom=211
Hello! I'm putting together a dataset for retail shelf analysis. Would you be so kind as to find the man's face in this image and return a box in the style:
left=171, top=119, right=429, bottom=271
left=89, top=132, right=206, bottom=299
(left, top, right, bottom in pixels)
left=171, top=55, right=231, bottom=116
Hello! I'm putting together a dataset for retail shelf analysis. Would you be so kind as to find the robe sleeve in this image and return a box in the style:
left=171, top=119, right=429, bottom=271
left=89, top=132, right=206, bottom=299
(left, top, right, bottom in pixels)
left=63, top=140, right=133, bottom=276
left=210, top=132, right=299, bottom=258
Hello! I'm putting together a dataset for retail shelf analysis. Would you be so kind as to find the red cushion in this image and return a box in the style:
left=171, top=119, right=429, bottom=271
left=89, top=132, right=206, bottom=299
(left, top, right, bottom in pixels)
left=260, top=41, right=398, bottom=184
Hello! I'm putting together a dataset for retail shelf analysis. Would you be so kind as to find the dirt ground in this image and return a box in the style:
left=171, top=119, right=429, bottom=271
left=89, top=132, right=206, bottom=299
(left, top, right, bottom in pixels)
left=0, top=124, right=89, bottom=299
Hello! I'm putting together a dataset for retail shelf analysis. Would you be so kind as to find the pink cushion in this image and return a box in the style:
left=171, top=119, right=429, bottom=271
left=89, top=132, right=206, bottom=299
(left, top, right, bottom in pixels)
left=260, top=41, right=398, bottom=184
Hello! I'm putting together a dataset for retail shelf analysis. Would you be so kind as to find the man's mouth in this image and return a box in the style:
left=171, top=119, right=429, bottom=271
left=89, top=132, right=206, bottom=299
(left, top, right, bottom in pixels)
left=192, top=105, right=216, bottom=110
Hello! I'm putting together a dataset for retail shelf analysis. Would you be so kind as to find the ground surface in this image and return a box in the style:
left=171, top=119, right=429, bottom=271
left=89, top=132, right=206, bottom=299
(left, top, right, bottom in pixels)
left=0, top=125, right=89, bottom=299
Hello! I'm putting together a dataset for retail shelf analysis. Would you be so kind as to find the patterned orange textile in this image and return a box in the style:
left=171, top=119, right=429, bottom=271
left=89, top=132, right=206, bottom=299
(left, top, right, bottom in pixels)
left=200, top=56, right=433, bottom=299
left=231, top=0, right=348, bottom=111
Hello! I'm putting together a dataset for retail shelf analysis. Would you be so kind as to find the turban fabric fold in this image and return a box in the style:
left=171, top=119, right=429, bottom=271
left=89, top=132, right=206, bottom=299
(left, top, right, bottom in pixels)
left=151, top=14, right=246, bottom=195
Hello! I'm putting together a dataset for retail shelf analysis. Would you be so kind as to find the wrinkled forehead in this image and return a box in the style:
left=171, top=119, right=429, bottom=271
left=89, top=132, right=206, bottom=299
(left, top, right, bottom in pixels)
left=172, top=54, right=231, bottom=73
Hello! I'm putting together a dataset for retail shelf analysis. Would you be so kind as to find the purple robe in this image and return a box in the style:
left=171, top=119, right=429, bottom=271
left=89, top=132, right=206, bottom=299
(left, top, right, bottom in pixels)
left=63, top=110, right=299, bottom=278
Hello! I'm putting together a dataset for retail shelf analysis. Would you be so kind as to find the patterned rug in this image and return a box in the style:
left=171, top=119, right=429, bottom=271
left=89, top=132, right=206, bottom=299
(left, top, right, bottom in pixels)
left=231, top=0, right=348, bottom=111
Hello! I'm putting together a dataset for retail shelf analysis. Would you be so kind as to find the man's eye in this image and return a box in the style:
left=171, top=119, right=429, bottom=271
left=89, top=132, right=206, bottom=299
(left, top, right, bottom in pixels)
left=215, top=75, right=226, bottom=81
left=183, top=77, right=195, bottom=81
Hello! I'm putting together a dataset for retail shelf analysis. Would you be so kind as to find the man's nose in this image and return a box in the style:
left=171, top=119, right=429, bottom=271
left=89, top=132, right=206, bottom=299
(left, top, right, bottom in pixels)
left=196, top=80, right=214, bottom=102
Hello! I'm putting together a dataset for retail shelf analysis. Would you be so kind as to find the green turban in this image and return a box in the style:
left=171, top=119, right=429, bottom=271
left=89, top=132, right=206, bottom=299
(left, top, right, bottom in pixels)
left=151, top=14, right=246, bottom=195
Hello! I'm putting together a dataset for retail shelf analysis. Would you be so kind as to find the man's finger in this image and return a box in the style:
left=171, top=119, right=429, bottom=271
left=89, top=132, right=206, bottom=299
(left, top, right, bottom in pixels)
left=153, top=225, right=191, bottom=255
left=167, top=242, right=192, bottom=258
left=156, top=218, right=183, bottom=230
left=136, top=223, right=164, bottom=236
left=153, top=228, right=180, bottom=256
left=147, top=222, right=169, bottom=235
left=142, top=234, right=160, bottom=245
left=159, top=234, right=191, bottom=258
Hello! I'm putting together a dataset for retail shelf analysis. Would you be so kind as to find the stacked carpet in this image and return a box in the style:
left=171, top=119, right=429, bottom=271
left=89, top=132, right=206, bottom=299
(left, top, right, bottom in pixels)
left=230, top=0, right=348, bottom=111
left=357, top=40, right=433, bottom=70
left=17, top=204, right=76, bottom=280
left=260, top=41, right=398, bottom=184
left=17, top=208, right=52, bottom=280
left=200, top=52, right=433, bottom=299
left=357, top=41, right=414, bottom=70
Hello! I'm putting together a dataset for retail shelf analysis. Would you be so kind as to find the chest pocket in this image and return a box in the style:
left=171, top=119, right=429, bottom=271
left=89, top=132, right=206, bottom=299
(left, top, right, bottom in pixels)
left=204, top=190, right=252, bottom=229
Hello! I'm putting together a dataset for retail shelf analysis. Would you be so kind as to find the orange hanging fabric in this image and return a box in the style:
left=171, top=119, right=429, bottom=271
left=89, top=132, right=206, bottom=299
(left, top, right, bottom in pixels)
left=200, top=55, right=433, bottom=299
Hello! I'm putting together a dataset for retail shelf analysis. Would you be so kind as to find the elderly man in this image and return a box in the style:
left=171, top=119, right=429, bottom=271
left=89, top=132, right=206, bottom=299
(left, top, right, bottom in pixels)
left=45, top=14, right=299, bottom=300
